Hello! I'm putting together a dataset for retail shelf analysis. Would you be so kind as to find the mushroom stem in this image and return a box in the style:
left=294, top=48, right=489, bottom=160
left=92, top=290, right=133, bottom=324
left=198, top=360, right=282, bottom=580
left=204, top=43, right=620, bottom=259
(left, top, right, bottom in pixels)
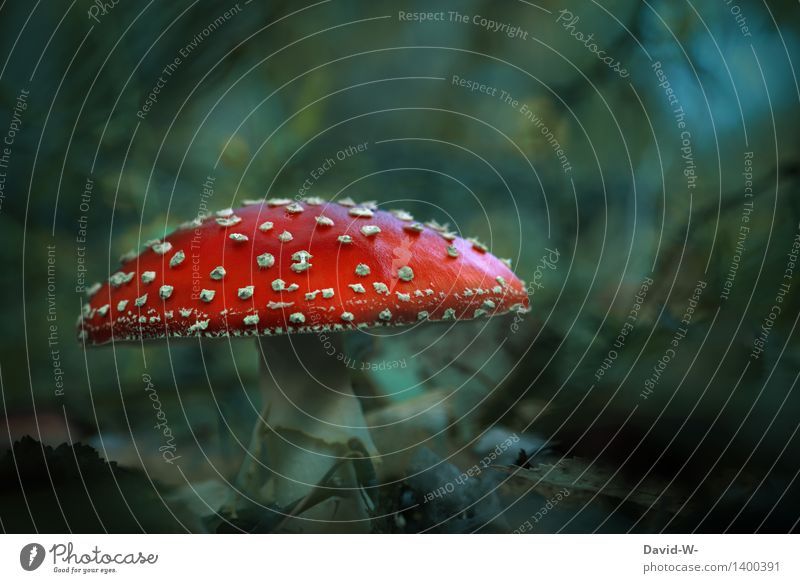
left=254, top=332, right=379, bottom=531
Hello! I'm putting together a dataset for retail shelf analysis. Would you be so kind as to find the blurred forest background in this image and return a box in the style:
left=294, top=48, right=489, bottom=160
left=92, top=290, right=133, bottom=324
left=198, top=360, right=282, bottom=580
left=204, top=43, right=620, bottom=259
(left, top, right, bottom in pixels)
left=1, top=0, right=800, bottom=532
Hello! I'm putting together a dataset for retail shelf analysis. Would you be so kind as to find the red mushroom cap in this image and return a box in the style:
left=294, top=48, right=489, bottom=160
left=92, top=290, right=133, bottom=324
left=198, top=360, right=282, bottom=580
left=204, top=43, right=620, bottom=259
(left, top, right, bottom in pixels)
left=77, top=198, right=530, bottom=345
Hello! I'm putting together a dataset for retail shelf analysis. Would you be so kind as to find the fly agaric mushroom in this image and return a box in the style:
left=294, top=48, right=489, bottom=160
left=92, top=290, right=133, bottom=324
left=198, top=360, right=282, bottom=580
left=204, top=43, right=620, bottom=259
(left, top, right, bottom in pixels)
left=77, top=197, right=530, bottom=530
